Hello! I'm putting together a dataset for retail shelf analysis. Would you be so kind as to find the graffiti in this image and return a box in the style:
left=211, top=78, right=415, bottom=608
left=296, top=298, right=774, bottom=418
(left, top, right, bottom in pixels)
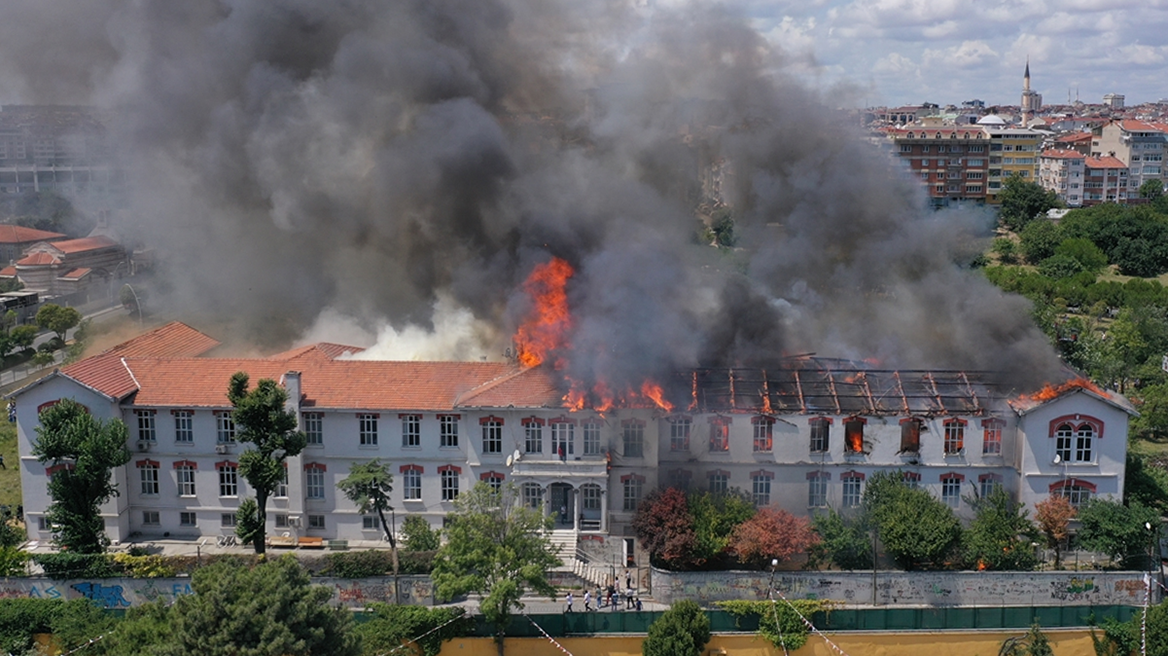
left=72, top=582, right=131, bottom=608
left=653, top=569, right=1153, bottom=607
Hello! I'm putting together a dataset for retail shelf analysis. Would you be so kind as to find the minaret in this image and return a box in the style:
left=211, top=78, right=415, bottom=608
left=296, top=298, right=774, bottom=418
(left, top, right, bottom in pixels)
left=1020, top=57, right=1040, bottom=127
left=1024, top=58, right=1031, bottom=93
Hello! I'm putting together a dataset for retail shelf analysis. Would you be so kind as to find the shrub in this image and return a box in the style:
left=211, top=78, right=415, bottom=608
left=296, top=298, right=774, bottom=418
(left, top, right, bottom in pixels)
left=401, top=515, right=440, bottom=552
left=642, top=600, right=710, bottom=656
left=325, top=550, right=393, bottom=578
left=33, top=553, right=119, bottom=580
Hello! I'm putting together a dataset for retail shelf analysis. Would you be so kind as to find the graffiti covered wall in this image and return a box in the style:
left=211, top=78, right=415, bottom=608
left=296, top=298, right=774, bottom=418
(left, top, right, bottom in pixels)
left=651, top=568, right=1154, bottom=607
left=0, top=575, right=433, bottom=609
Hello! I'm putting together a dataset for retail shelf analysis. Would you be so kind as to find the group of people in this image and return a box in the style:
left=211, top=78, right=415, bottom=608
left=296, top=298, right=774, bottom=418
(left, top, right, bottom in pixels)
left=565, top=570, right=641, bottom=613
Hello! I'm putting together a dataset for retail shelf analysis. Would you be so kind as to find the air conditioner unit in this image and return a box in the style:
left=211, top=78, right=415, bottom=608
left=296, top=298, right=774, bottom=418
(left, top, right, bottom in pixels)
left=136, top=441, right=151, bottom=451
left=214, top=444, right=228, bottom=454
left=288, top=516, right=302, bottom=527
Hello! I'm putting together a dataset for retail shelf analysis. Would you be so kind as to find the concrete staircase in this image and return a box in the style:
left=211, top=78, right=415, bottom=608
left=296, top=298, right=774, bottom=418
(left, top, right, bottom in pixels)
left=548, top=530, right=609, bottom=588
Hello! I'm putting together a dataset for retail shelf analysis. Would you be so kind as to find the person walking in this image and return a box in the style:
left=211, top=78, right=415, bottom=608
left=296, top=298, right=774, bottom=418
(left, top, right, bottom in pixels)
left=565, top=591, right=574, bottom=613
left=583, top=589, right=592, bottom=611
left=595, top=586, right=603, bottom=609
left=626, top=586, right=635, bottom=609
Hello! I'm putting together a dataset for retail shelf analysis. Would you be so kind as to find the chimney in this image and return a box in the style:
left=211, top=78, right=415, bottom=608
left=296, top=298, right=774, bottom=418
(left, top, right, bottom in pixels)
left=282, top=371, right=302, bottom=417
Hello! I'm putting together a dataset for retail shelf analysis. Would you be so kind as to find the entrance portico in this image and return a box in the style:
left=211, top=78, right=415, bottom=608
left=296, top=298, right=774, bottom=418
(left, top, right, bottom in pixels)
left=510, top=458, right=608, bottom=533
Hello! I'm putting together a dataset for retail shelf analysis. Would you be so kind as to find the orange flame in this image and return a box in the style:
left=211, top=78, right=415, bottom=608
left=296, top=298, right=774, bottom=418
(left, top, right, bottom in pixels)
left=640, top=380, right=674, bottom=413
left=515, top=257, right=574, bottom=368
left=1021, top=377, right=1105, bottom=403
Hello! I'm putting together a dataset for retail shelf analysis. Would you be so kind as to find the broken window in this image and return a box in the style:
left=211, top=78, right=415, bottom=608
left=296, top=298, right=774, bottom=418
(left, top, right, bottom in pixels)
left=844, top=417, right=865, bottom=453
left=899, top=418, right=922, bottom=454
left=944, top=418, right=965, bottom=455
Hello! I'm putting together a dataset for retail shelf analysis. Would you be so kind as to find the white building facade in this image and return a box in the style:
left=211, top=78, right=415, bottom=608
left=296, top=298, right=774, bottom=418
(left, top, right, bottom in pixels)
left=12, top=325, right=1134, bottom=557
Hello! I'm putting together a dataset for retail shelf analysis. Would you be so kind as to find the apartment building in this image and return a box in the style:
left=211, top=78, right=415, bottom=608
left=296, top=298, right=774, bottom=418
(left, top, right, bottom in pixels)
left=12, top=324, right=1132, bottom=558
left=1039, top=150, right=1086, bottom=207
left=1083, top=156, right=1129, bottom=205
left=1091, top=120, right=1168, bottom=194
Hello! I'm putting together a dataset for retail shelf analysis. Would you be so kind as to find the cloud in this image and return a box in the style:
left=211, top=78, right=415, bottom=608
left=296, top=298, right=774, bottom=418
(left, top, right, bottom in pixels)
left=923, top=40, right=998, bottom=69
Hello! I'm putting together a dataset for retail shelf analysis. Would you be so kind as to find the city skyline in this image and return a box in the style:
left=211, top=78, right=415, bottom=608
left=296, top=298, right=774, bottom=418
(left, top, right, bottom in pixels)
left=740, top=0, right=1168, bottom=108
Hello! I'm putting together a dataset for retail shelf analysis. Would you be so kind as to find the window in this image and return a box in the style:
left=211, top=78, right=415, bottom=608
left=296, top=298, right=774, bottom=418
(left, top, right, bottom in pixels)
left=982, top=418, right=1004, bottom=455
left=275, top=514, right=290, bottom=528
left=359, top=414, right=378, bottom=446
left=551, top=419, right=574, bottom=458
left=180, top=512, right=196, bottom=527
left=808, top=472, right=828, bottom=507
left=752, top=416, right=774, bottom=452
left=135, top=410, right=156, bottom=442
left=221, top=513, right=237, bottom=527
left=842, top=473, right=864, bottom=508
left=216, top=412, right=236, bottom=443
left=967, top=185, right=983, bottom=193
left=622, top=474, right=644, bottom=511
left=142, top=511, right=160, bottom=526
left=622, top=420, right=644, bottom=458
left=523, top=482, right=544, bottom=510
left=709, top=417, right=729, bottom=452
left=979, top=473, right=1003, bottom=499
left=439, top=415, right=459, bottom=448
left=1075, top=425, right=1094, bottom=462
left=1052, top=479, right=1094, bottom=508
left=274, top=466, right=288, bottom=498
left=303, top=412, right=323, bottom=445
left=944, top=419, right=965, bottom=454
left=139, top=461, right=159, bottom=495
left=582, top=484, right=602, bottom=511
left=402, top=414, right=421, bottom=447
left=308, top=515, right=326, bottom=529
left=402, top=466, right=422, bottom=500
left=1054, top=421, right=1095, bottom=463
left=670, top=417, right=691, bottom=451
left=901, top=471, right=921, bottom=489
left=751, top=471, right=773, bottom=506
left=440, top=466, right=460, bottom=501
left=362, top=516, right=378, bottom=530
left=481, top=416, right=503, bottom=454
left=481, top=471, right=504, bottom=491
left=176, top=463, right=196, bottom=497
left=218, top=463, right=238, bottom=497
left=583, top=421, right=601, bottom=456
left=668, top=469, right=692, bottom=489
left=174, top=410, right=193, bottom=443
left=844, top=417, right=865, bottom=453
left=708, top=471, right=729, bottom=495
left=809, top=418, right=830, bottom=453
left=900, top=145, right=912, bottom=153
left=899, top=418, right=921, bottom=454
left=305, top=464, right=325, bottom=500
left=524, top=418, right=544, bottom=453
left=941, top=474, right=963, bottom=508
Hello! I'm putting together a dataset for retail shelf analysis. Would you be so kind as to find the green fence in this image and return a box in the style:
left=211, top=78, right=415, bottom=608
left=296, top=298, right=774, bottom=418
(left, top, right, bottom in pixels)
left=465, top=605, right=1141, bottom=637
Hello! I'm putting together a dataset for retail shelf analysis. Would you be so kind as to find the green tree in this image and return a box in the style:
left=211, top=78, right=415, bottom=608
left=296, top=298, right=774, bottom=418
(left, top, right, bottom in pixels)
left=1077, top=498, right=1160, bottom=566
left=32, top=399, right=132, bottom=553
left=34, top=304, right=81, bottom=342
left=993, top=238, right=1020, bottom=264
left=401, top=515, right=441, bottom=552
left=110, top=557, right=358, bottom=656
left=1132, top=384, right=1168, bottom=441
left=431, top=482, right=560, bottom=655
left=688, top=490, right=756, bottom=565
left=1145, top=599, right=1168, bottom=656
left=8, top=325, right=36, bottom=352
left=1141, top=179, right=1165, bottom=200
left=1056, top=237, right=1109, bottom=274
left=963, top=487, right=1038, bottom=571
left=1019, top=219, right=1063, bottom=264
left=227, top=372, right=308, bottom=555
left=709, top=208, right=737, bottom=247
left=1000, top=173, right=1060, bottom=231
left=865, top=471, right=962, bottom=570
left=337, top=460, right=399, bottom=602
left=354, top=604, right=469, bottom=656
left=642, top=600, right=710, bottom=656
left=810, top=508, right=872, bottom=570
left=1124, top=451, right=1168, bottom=513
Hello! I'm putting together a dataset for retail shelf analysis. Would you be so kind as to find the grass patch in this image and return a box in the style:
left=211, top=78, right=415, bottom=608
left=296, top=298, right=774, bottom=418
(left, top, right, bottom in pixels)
left=0, top=421, right=19, bottom=511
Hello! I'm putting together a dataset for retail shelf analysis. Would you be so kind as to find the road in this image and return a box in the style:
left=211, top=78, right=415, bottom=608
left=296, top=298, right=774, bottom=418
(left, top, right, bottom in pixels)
left=0, top=302, right=126, bottom=390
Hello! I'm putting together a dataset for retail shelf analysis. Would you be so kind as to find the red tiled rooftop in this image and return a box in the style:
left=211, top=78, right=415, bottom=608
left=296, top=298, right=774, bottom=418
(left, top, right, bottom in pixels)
left=98, top=321, right=221, bottom=359
left=0, top=266, right=15, bottom=277
left=1118, top=119, right=1164, bottom=133
left=266, top=343, right=365, bottom=361
left=59, top=268, right=92, bottom=280
left=15, top=252, right=59, bottom=266
left=50, top=235, right=119, bottom=254
left=1086, top=156, right=1127, bottom=169
left=1055, top=133, right=1092, bottom=143
left=456, top=367, right=561, bottom=408
left=0, top=225, right=66, bottom=244
left=1041, top=149, right=1084, bottom=160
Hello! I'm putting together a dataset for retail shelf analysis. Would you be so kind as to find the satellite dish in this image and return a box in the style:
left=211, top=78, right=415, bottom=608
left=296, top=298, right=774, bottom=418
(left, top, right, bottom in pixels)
left=506, top=455, right=513, bottom=467
left=1053, top=454, right=1062, bottom=464
left=513, top=449, right=522, bottom=463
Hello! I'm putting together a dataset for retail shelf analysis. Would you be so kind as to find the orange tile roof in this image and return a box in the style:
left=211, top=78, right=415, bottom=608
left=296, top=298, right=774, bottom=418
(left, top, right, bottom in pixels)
left=59, top=267, right=92, bottom=280
left=1086, top=156, right=1127, bottom=169
left=1041, top=149, right=1084, bottom=159
left=92, top=358, right=522, bottom=410
left=1055, top=133, right=1092, bottom=143
left=98, top=321, right=221, bottom=359
left=0, top=266, right=15, bottom=277
left=0, top=225, right=66, bottom=244
left=265, top=343, right=365, bottom=361
left=51, top=235, right=120, bottom=254
left=1118, top=119, right=1164, bottom=133
left=15, top=252, right=59, bottom=266
left=456, top=367, right=561, bottom=408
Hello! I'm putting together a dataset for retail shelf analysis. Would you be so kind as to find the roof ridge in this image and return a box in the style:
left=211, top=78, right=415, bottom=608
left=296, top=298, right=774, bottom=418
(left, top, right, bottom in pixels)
left=454, top=365, right=532, bottom=406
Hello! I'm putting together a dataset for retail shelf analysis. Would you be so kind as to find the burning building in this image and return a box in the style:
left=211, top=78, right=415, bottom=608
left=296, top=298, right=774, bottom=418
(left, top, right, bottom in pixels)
left=12, top=322, right=1133, bottom=565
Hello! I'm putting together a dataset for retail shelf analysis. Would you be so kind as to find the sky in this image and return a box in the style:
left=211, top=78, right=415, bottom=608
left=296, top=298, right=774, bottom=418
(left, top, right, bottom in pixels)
left=736, top=0, right=1168, bottom=108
